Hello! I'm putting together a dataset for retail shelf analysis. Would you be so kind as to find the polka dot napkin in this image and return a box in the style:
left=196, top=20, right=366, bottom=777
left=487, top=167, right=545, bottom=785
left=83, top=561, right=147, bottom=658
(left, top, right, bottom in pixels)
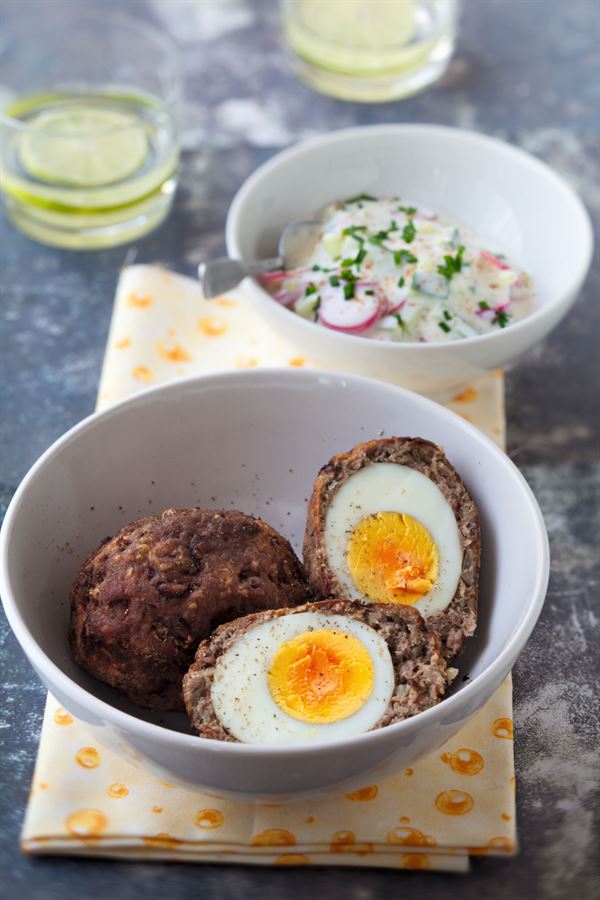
left=21, top=265, right=516, bottom=871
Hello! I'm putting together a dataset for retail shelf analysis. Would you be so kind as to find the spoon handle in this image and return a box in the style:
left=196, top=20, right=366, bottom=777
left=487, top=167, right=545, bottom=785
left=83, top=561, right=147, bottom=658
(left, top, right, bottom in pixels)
left=198, top=257, right=282, bottom=298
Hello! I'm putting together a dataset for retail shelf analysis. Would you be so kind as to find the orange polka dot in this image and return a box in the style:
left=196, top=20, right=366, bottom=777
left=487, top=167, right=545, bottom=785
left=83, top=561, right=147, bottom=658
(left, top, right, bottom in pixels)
left=128, top=292, right=152, bottom=308
left=487, top=836, right=515, bottom=853
left=75, top=747, right=101, bottom=769
left=53, top=707, right=73, bottom=726
left=387, top=826, right=436, bottom=847
left=288, top=356, right=306, bottom=367
left=156, top=341, right=192, bottom=362
left=115, top=337, right=131, bottom=349
left=132, top=365, right=152, bottom=382
left=404, top=768, right=414, bottom=776
left=159, top=780, right=175, bottom=789
left=435, top=789, right=474, bottom=816
left=345, top=785, right=378, bottom=802
left=214, top=297, right=237, bottom=308
left=107, top=783, right=128, bottom=799
left=194, top=809, right=224, bottom=830
left=399, top=816, right=410, bottom=824
left=452, top=386, right=478, bottom=403
left=65, top=809, right=107, bottom=842
left=502, top=812, right=512, bottom=821
left=152, top=806, right=163, bottom=814
left=511, top=775, right=517, bottom=792
left=236, top=354, right=259, bottom=368
left=305, top=816, right=315, bottom=824
left=38, top=782, right=49, bottom=791
left=330, top=831, right=373, bottom=856
left=443, top=748, right=485, bottom=776
left=143, top=833, right=182, bottom=849
left=273, top=854, right=309, bottom=866
left=402, top=853, right=431, bottom=870
left=492, top=717, right=513, bottom=739
left=198, top=316, right=228, bottom=336
left=251, top=829, right=296, bottom=847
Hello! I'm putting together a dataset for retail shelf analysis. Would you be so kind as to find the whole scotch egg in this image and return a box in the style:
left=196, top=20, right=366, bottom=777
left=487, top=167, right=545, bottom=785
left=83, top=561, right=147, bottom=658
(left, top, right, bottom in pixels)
left=303, top=438, right=481, bottom=659
left=182, top=599, right=454, bottom=744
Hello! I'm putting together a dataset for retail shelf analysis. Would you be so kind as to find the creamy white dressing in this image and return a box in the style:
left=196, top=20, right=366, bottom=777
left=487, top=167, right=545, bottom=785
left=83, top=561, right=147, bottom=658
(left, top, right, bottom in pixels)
left=261, top=196, right=535, bottom=342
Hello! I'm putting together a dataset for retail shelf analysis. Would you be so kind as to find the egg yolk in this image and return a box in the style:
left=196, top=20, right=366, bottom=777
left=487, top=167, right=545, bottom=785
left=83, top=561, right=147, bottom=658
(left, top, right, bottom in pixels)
left=346, top=511, right=439, bottom=605
left=268, top=629, right=375, bottom=724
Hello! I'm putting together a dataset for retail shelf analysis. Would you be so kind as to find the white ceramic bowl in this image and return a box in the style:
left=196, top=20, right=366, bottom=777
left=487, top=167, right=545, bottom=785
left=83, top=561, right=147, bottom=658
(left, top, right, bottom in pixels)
left=0, top=369, right=549, bottom=797
left=226, top=125, right=593, bottom=395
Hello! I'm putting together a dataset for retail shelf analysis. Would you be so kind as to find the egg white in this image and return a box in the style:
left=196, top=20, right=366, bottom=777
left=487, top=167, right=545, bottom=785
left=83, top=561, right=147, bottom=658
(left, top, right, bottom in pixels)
left=324, top=463, right=462, bottom=617
left=210, top=611, right=395, bottom=745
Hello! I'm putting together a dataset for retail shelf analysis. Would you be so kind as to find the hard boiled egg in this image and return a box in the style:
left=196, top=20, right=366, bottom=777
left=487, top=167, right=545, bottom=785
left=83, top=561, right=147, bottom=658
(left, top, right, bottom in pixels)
left=210, top=610, right=394, bottom=745
left=323, top=463, right=462, bottom=617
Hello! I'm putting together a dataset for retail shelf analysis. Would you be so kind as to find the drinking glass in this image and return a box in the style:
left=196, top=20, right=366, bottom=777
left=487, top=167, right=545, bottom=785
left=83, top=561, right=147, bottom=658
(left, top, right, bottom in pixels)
left=0, top=10, right=181, bottom=249
left=282, top=0, right=459, bottom=102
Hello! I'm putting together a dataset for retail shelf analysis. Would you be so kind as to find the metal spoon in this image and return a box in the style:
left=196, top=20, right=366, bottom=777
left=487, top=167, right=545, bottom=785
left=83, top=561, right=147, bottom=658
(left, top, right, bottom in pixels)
left=198, top=220, right=321, bottom=299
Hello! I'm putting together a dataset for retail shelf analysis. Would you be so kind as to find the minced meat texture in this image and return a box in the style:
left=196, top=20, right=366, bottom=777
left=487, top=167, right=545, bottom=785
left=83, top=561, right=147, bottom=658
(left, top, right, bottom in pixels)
left=69, top=508, right=312, bottom=711
left=183, top=598, right=455, bottom=742
left=303, top=437, right=481, bottom=659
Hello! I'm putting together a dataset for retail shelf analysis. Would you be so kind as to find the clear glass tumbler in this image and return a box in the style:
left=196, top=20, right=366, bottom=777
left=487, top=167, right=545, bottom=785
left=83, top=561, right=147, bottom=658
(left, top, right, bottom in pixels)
left=282, top=0, right=459, bottom=102
left=0, top=10, right=181, bottom=249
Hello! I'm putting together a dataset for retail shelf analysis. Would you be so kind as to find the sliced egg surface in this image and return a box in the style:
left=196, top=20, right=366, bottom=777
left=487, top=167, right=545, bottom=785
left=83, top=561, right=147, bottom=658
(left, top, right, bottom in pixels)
left=324, top=463, right=462, bottom=617
left=210, top=611, right=395, bottom=745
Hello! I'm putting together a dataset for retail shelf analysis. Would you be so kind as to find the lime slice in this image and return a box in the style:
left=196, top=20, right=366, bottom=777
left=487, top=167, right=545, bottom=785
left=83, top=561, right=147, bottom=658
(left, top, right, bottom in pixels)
left=19, top=106, right=148, bottom=187
left=299, top=0, right=416, bottom=48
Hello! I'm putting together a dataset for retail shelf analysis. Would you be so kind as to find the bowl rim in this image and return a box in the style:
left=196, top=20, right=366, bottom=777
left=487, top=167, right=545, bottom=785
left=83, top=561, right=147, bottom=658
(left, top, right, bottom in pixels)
left=225, top=123, right=594, bottom=351
left=0, top=367, right=550, bottom=756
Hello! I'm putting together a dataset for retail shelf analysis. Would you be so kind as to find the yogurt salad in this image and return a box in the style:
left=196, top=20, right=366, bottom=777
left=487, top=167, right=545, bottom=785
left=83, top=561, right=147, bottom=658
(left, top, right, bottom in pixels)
left=259, top=196, right=535, bottom=342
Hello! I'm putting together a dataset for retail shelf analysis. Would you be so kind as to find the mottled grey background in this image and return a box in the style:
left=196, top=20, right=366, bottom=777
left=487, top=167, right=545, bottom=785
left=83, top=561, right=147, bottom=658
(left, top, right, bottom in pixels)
left=1, top=0, right=599, bottom=898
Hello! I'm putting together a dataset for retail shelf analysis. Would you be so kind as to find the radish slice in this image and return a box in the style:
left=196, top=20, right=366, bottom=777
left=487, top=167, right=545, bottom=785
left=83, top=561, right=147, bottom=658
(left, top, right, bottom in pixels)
left=480, top=250, right=509, bottom=270
left=386, top=298, right=406, bottom=314
left=319, top=286, right=381, bottom=333
left=258, top=267, right=316, bottom=285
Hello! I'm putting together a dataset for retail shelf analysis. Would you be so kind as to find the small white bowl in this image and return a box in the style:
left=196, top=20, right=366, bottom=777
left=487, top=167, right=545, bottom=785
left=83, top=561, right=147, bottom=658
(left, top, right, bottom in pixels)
left=0, top=369, right=549, bottom=797
left=226, top=125, right=593, bottom=395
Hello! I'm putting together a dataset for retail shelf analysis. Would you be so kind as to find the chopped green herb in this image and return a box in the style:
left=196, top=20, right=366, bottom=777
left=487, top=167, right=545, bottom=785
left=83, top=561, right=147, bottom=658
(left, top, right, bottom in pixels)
left=342, top=225, right=368, bottom=237
left=369, top=229, right=390, bottom=245
left=365, top=289, right=375, bottom=296
left=443, top=309, right=452, bottom=321
left=313, top=296, right=321, bottom=320
left=355, top=246, right=367, bottom=265
left=389, top=219, right=398, bottom=232
left=437, top=244, right=465, bottom=281
left=393, top=312, right=405, bottom=328
left=341, top=257, right=355, bottom=267
left=305, top=283, right=317, bottom=296
left=493, top=309, right=511, bottom=328
left=344, top=193, right=377, bottom=204
left=311, top=264, right=321, bottom=271
left=438, top=321, right=451, bottom=333
left=397, top=276, right=405, bottom=288
left=340, top=268, right=357, bottom=282
left=402, top=220, right=416, bottom=243
left=394, top=249, right=418, bottom=266
left=478, top=300, right=490, bottom=310
left=343, top=282, right=355, bottom=301
left=398, top=205, right=417, bottom=216
left=329, top=275, right=340, bottom=287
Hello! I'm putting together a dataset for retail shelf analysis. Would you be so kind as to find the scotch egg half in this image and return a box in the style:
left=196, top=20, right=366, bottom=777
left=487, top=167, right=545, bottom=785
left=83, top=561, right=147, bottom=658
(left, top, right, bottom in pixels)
left=183, top=599, right=454, bottom=744
left=303, top=438, right=481, bottom=658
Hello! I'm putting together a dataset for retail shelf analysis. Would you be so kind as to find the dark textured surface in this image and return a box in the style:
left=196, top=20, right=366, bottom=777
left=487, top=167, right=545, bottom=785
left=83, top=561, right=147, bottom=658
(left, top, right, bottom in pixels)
left=1, top=0, right=599, bottom=898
